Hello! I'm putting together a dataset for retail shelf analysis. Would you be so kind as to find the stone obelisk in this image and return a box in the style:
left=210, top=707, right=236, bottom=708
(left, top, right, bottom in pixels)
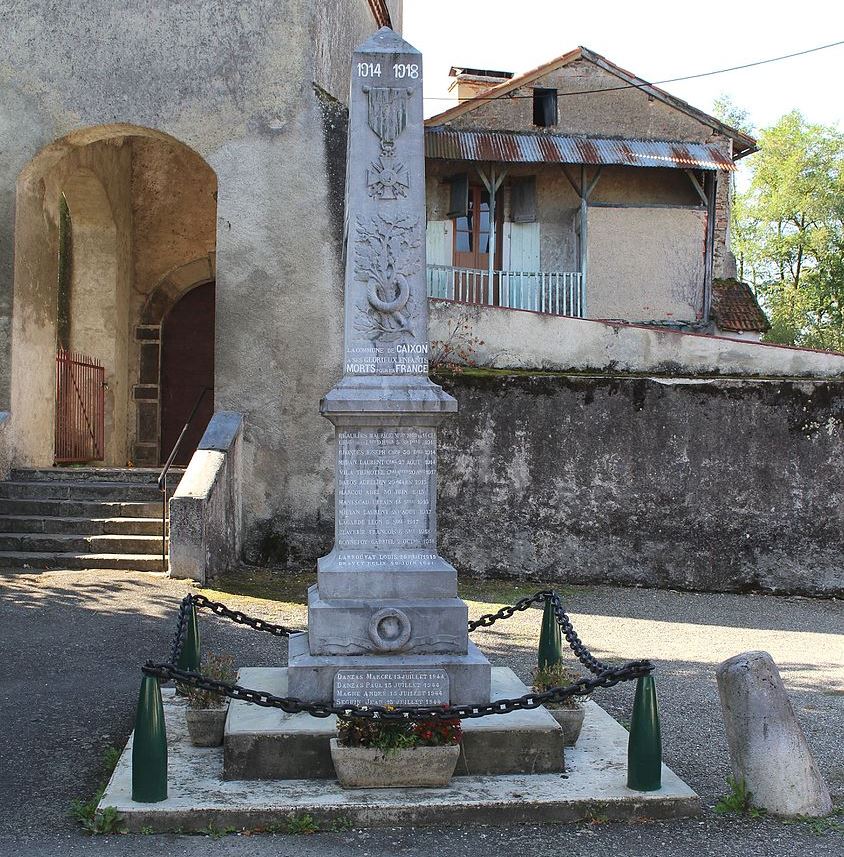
left=287, top=28, right=490, bottom=706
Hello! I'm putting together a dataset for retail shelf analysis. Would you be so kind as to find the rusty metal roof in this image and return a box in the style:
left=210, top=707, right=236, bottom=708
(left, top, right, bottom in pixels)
left=425, top=128, right=736, bottom=171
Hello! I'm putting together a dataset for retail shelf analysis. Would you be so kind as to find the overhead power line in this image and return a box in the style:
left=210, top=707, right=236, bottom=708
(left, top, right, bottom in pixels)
left=423, top=39, right=844, bottom=101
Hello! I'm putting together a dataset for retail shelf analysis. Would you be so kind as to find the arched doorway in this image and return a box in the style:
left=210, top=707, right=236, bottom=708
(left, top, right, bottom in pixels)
left=160, top=282, right=215, bottom=466
left=10, top=123, right=217, bottom=468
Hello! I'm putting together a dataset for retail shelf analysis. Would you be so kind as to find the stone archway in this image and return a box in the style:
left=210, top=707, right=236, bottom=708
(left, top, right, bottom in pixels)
left=10, top=124, right=217, bottom=468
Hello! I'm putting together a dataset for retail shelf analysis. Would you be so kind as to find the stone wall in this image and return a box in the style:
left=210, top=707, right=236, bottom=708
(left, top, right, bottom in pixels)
left=434, top=372, right=844, bottom=596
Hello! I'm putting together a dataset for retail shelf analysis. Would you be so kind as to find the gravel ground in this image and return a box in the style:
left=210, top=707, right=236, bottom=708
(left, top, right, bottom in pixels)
left=0, top=569, right=841, bottom=856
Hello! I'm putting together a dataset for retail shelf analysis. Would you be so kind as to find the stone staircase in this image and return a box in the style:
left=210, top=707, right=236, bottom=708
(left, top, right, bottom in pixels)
left=0, top=467, right=184, bottom=572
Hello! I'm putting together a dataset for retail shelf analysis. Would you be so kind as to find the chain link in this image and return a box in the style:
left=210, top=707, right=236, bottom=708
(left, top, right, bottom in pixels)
left=152, top=590, right=653, bottom=721
left=191, top=593, right=304, bottom=637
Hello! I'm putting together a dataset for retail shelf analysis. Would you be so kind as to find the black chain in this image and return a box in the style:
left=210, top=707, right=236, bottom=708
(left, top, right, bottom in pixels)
left=150, top=590, right=653, bottom=722
left=167, top=595, right=192, bottom=666
left=191, top=593, right=304, bottom=637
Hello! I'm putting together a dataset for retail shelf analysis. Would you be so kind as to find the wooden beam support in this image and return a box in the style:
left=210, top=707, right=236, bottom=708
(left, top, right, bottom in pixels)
left=561, top=165, right=582, bottom=197
left=584, top=166, right=603, bottom=200
left=684, top=169, right=709, bottom=206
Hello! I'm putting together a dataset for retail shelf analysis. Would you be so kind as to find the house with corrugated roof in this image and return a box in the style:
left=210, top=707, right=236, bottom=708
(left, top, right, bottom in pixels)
left=423, top=47, right=768, bottom=336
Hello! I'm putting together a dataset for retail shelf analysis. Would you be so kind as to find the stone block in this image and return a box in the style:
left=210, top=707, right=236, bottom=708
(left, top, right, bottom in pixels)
left=306, top=585, right=468, bottom=656
left=287, top=633, right=491, bottom=706
left=139, top=342, right=160, bottom=384
left=716, top=651, right=833, bottom=817
left=224, top=667, right=562, bottom=781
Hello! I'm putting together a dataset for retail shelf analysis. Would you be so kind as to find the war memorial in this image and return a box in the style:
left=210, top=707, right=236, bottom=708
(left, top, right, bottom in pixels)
left=100, top=29, right=704, bottom=830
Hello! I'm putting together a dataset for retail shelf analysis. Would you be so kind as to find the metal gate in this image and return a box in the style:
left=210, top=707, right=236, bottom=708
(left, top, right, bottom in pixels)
left=55, top=349, right=105, bottom=463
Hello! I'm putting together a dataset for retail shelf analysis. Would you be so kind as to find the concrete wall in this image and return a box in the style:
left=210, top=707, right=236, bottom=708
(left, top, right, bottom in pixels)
left=587, top=207, right=706, bottom=322
left=0, top=412, right=9, bottom=479
left=170, top=411, right=243, bottom=584
left=429, top=300, right=844, bottom=380
left=435, top=372, right=844, bottom=596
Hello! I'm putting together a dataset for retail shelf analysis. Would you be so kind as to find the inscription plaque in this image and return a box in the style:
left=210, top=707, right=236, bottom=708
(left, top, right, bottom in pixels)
left=336, top=427, right=436, bottom=551
left=333, top=668, right=450, bottom=706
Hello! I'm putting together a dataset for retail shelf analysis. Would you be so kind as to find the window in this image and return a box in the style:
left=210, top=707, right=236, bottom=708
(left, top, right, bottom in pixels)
left=532, top=88, right=557, bottom=127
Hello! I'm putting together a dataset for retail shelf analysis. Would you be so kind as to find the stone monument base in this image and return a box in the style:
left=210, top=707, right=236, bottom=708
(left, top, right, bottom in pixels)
left=286, top=632, right=492, bottom=705
left=225, top=667, right=561, bottom=780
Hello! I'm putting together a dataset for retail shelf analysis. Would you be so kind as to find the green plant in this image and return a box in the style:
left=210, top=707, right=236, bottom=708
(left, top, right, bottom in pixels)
left=287, top=814, right=320, bottom=834
left=178, top=653, right=236, bottom=709
left=102, top=745, right=121, bottom=774
left=336, top=707, right=462, bottom=753
left=68, top=745, right=126, bottom=835
left=783, top=804, right=844, bottom=835
left=69, top=797, right=124, bottom=835
left=532, top=662, right=586, bottom=710
left=714, top=775, right=767, bottom=819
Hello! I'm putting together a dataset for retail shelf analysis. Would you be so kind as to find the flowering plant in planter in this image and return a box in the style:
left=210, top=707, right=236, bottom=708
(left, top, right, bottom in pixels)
left=532, top=661, right=588, bottom=746
left=337, top=707, right=462, bottom=752
left=331, top=707, right=463, bottom=789
left=178, top=653, right=236, bottom=747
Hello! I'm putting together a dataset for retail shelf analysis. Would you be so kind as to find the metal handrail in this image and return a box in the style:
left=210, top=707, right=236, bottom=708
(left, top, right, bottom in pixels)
left=158, top=386, right=212, bottom=567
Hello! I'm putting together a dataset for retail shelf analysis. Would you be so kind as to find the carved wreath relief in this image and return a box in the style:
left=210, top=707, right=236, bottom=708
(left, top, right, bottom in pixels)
left=353, top=213, right=420, bottom=341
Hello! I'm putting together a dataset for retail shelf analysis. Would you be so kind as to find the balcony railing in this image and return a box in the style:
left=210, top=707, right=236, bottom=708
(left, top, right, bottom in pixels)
left=426, top=265, right=584, bottom=317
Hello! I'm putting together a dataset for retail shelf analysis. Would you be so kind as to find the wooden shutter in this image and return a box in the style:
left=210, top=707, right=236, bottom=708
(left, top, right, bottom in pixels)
left=511, top=176, right=537, bottom=223
left=447, top=173, right=468, bottom=218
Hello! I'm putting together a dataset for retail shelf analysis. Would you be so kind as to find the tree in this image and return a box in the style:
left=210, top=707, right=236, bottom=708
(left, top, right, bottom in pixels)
left=712, top=94, right=754, bottom=136
left=733, top=111, right=844, bottom=350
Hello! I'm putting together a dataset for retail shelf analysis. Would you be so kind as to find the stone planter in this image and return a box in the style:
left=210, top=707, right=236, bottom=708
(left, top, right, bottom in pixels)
left=186, top=706, right=228, bottom=747
left=548, top=704, right=585, bottom=746
left=330, top=738, right=460, bottom=788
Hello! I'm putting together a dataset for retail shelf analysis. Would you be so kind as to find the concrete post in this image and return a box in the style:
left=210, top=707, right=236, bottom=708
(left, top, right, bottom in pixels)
left=716, top=651, right=832, bottom=817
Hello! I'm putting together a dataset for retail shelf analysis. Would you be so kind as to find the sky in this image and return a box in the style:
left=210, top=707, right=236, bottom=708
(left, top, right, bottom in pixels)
left=403, top=0, right=844, bottom=133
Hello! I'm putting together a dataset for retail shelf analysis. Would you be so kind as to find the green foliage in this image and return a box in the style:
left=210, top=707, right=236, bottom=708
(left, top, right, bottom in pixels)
left=337, top=709, right=462, bottom=752
left=731, top=110, right=844, bottom=351
left=712, top=94, right=754, bottom=135
left=783, top=804, right=844, bottom=836
left=714, top=775, right=767, bottom=819
left=68, top=745, right=125, bottom=835
left=286, top=814, right=321, bottom=834
left=69, top=795, right=124, bottom=835
left=531, top=661, right=585, bottom=709
left=178, top=653, right=236, bottom=709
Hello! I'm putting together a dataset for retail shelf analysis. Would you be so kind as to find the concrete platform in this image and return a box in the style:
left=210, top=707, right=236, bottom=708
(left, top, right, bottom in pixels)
left=224, top=667, right=564, bottom=780
left=101, top=685, right=701, bottom=831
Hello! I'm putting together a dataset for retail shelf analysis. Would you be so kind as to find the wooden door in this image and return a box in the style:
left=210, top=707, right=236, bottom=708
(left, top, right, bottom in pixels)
left=452, top=186, right=502, bottom=303
left=160, top=281, right=215, bottom=466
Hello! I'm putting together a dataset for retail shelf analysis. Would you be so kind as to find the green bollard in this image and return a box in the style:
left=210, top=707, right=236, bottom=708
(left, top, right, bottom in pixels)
left=132, top=674, right=167, bottom=803
left=627, top=675, right=662, bottom=791
left=176, top=601, right=200, bottom=673
left=538, top=595, right=563, bottom=669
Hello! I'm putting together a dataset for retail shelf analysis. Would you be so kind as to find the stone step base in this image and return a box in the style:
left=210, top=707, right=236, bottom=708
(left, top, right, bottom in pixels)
left=10, top=467, right=184, bottom=484
left=0, top=481, right=162, bottom=501
left=224, top=667, right=561, bottom=780
left=100, top=683, right=701, bottom=832
left=0, top=532, right=163, bottom=554
left=0, top=551, right=165, bottom=571
left=0, top=515, right=162, bottom=536
left=0, top=499, right=162, bottom=518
